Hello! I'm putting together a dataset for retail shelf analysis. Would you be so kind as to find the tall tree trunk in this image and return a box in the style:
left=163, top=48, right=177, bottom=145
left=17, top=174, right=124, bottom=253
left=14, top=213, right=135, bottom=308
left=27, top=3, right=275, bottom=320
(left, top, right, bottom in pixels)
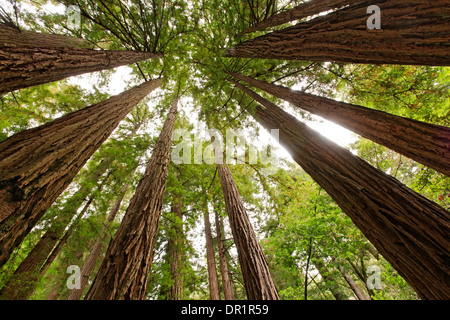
left=0, top=79, right=161, bottom=268
left=84, top=99, right=178, bottom=300
left=0, top=188, right=97, bottom=300
left=217, top=164, right=279, bottom=300
left=0, top=24, right=162, bottom=95
left=203, top=202, right=221, bottom=300
left=226, top=1, right=450, bottom=66
left=67, top=184, right=128, bottom=300
left=167, top=198, right=184, bottom=300
left=214, top=209, right=234, bottom=300
left=340, top=267, right=370, bottom=300
left=229, top=73, right=450, bottom=177
left=238, top=0, right=357, bottom=35
left=232, top=81, right=450, bottom=300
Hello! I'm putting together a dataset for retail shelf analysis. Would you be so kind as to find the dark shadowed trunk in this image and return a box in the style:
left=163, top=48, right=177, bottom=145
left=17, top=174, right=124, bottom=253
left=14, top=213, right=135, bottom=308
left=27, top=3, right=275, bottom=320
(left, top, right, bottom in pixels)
left=217, top=164, right=279, bottom=300
left=227, top=1, right=450, bottom=66
left=67, top=184, right=129, bottom=300
left=203, top=202, right=221, bottom=300
left=232, top=81, right=450, bottom=300
left=229, top=73, right=450, bottom=176
left=215, top=209, right=234, bottom=300
left=0, top=24, right=162, bottom=95
left=0, top=79, right=161, bottom=268
left=84, top=99, right=178, bottom=300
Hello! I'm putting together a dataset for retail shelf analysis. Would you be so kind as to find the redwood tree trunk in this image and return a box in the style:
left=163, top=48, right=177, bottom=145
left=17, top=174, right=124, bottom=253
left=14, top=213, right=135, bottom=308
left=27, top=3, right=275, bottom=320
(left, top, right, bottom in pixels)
left=67, top=185, right=128, bottom=300
left=340, top=267, right=370, bottom=300
left=167, top=198, right=184, bottom=300
left=217, top=164, right=279, bottom=300
left=0, top=24, right=162, bottom=95
left=84, top=99, right=178, bottom=300
left=203, top=204, right=221, bottom=300
left=233, top=81, right=450, bottom=300
left=227, top=1, right=450, bottom=66
left=215, top=209, right=234, bottom=300
left=0, top=78, right=161, bottom=268
left=229, top=73, right=450, bottom=177
left=239, top=0, right=357, bottom=35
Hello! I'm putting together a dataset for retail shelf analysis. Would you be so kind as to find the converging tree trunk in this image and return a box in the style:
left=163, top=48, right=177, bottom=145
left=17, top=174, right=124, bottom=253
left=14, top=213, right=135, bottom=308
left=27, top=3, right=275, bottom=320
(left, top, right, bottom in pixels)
left=0, top=79, right=161, bottom=268
left=217, top=164, right=279, bottom=300
left=0, top=24, right=162, bottom=95
left=67, top=185, right=129, bottom=300
left=203, top=201, right=221, bottom=300
left=84, top=98, right=178, bottom=300
left=239, top=0, right=357, bottom=35
left=229, top=73, right=450, bottom=177
left=167, top=198, right=185, bottom=300
left=340, top=266, right=370, bottom=300
left=226, top=1, right=450, bottom=66
left=215, top=209, right=234, bottom=300
left=232, top=81, right=450, bottom=300
left=0, top=182, right=101, bottom=300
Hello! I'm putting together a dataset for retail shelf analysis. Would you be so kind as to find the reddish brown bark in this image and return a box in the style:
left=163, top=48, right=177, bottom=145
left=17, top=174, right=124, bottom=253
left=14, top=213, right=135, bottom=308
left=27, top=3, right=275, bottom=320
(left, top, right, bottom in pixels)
left=0, top=79, right=161, bottom=268
left=217, top=164, right=279, bottom=300
left=232, top=81, right=450, bottom=300
left=67, top=184, right=128, bottom=300
left=0, top=25, right=161, bottom=95
left=215, top=209, right=234, bottom=300
left=204, top=204, right=221, bottom=300
left=84, top=99, right=178, bottom=300
left=229, top=73, right=450, bottom=177
left=239, top=0, right=357, bottom=35
left=227, top=1, right=450, bottom=66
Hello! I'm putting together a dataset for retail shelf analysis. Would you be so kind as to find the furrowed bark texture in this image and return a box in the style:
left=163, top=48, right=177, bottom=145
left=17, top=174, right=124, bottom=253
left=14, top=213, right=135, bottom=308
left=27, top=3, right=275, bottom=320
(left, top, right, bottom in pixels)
left=215, top=209, right=234, bottom=300
left=67, top=185, right=128, bottom=300
left=204, top=205, right=221, bottom=300
left=84, top=99, right=178, bottom=300
left=0, top=79, right=161, bottom=268
left=233, top=82, right=450, bottom=300
left=229, top=73, right=450, bottom=177
left=227, top=0, right=450, bottom=66
left=217, top=164, right=279, bottom=300
left=0, top=25, right=162, bottom=95
left=239, top=0, right=358, bottom=35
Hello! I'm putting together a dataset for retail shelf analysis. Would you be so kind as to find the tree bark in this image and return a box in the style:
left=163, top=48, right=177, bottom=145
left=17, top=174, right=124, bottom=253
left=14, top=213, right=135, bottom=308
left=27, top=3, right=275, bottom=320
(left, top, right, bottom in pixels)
left=84, top=99, right=178, bottom=300
left=340, top=267, right=370, bottom=300
left=226, top=0, right=450, bottom=66
left=232, top=81, right=450, bottom=300
left=167, top=198, right=184, bottom=300
left=203, top=203, right=221, bottom=300
left=217, top=164, right=279, bottom=300
left=67, top=184, right=128, bottom=300
left=215, top=209, right=234, bottom=300
left=0, top=24, right=162, bottom=95
left=0, top=78, right=161, bottom=268
left=228, top=73, right=450, bottom=177
left=238, top=0, right=358, bottom=35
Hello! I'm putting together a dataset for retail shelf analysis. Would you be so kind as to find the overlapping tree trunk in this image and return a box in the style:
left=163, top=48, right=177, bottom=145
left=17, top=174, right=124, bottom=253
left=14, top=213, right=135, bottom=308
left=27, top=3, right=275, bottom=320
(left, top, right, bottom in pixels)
left=228, top=73, right=450, bottom=177
left=217, top=164, right=279, bottom=300
left=0, top=25, right=162, bottom=95
left=85, top=99, right=178, bottom=300
left=227, top=0, right=450, bottom=66
left=0, top=79, right=161, bottom=268
left=215, top=209, right=234, bottom=300
left=203, top=202, right=221, bottom=300
left=67, top=184, right=129, bottom=300
left=232, top=80, right=450, bottom=300
left=167, top=198, right=185, bottom=300
left=238, top=0, right=358, bottom=35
